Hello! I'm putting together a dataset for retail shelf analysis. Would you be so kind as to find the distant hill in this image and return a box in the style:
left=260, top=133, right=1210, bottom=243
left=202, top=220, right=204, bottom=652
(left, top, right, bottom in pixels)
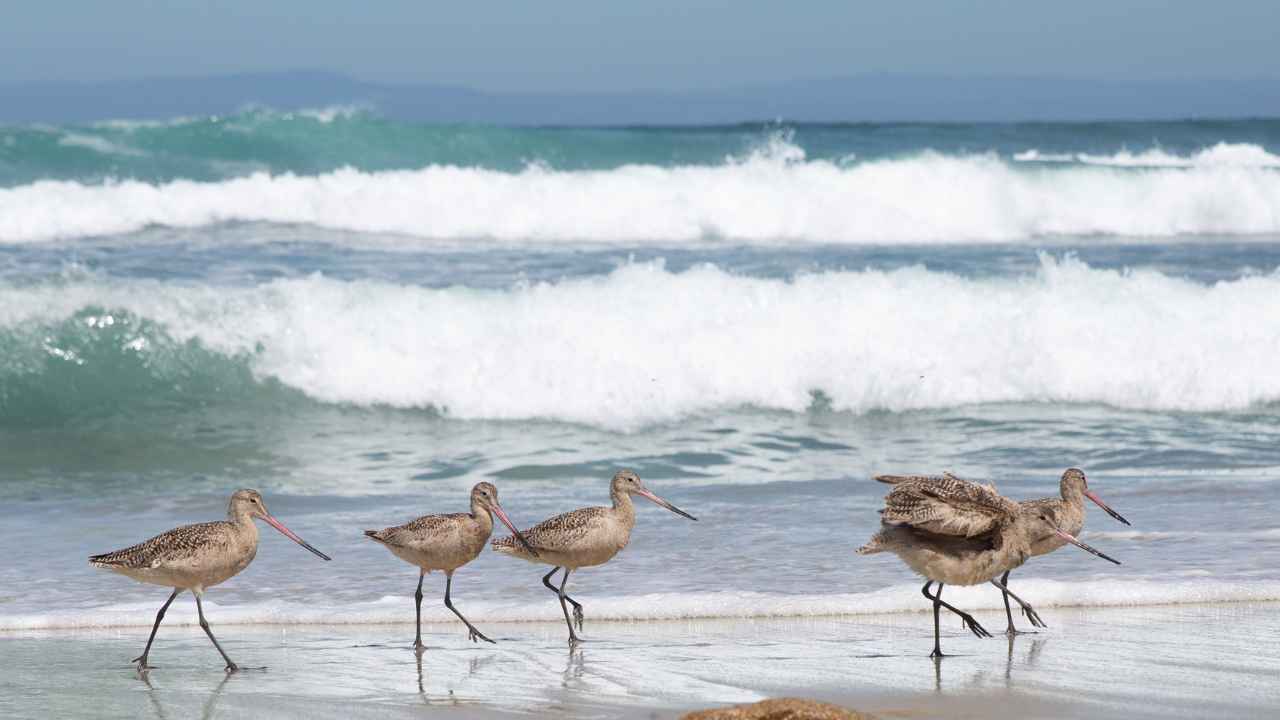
left=2, top=70, right=1277, bottom=124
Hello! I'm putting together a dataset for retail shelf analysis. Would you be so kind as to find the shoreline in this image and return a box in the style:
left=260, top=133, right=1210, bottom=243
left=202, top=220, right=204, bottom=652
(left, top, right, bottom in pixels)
left=3, top=602, right=1277, bottom=719
left=5, top=584, right=1278, bottom=632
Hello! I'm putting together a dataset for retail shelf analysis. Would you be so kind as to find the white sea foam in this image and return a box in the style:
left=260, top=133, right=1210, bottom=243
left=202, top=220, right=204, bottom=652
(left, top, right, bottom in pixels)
left=1015, top=142, right=1280, bottom=168
left=3, top=578, right=1275, bottom=630
left=3, top=257, right=1280, bottom=427
left=3, top=142, right=1280, bottom=244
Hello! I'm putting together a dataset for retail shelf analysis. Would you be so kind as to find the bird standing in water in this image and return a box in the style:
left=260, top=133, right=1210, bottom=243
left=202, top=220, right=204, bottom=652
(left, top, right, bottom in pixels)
left=89, top=489, right=331, bottom=672
left=491, top=470, right=696, bottom=645
left=997, top=468, right=1130, bottom=634
left=364, top=482, right=536, bottom=651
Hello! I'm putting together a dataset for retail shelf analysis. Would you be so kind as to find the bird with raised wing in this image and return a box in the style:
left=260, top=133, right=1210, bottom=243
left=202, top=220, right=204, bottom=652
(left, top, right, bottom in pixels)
left=858, top=472, right=1120, bottom=657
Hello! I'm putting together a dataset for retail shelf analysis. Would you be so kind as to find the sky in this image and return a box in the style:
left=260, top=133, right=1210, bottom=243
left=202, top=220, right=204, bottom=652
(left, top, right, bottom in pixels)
left=3, top=1, right=1278, bottom=92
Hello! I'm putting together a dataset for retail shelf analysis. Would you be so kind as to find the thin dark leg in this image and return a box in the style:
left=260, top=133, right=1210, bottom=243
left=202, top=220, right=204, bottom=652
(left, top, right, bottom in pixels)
left=194, top=593, right=238, bottom=672
left=414, top=570, right=426, bottom=653
left=557, top=568, right=583, bottom=645
left=922, top=581, right=991, bottom=655
left=990, top=574, right=1046, bottom=630
left=444, top=573, right=495, bottom=644
left=133, top=588, right=181, bottom=670
left=996, top=570, right=1018, bottom=634
left=542, top=566, right=584, bottom=631
left=923, top=581, right=943, bottom=658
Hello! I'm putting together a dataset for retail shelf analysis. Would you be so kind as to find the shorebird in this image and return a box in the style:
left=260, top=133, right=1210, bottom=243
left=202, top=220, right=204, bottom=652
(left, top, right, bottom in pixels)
left=490, top=469, right=696, bottom=645
left=364, top=482, right=536, bottom=650
left=857, top=472, right=1120, bottom=658
left=89, top=489, right=331, bottom=672
left=996, top=468, right=1130, bottom=634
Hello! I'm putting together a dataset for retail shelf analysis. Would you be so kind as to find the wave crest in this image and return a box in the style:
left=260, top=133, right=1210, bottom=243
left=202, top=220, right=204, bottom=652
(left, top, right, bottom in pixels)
left=3, top=145, right=1280, bottom=244
left=3, top=257, right=1280, bottom=427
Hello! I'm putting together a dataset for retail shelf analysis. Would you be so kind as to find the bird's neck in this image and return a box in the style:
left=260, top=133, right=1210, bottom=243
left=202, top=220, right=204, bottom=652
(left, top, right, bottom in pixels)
left=611, top=487, right=636, bottom=518
left=1060, top=483, right=1085, bottom=507
left=470, top=500, right=494, bottom=532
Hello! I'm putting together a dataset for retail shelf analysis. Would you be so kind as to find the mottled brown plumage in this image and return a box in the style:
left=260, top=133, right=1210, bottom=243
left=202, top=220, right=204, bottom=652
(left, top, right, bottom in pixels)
left=859, top=471, right=1120, bottom=657
left=491, top=469, right=696, bottom=645
left=88, top=489, right=331, bottom=672
left=875, top=472, right=1016, bottom=538
left=364, top=482, right=534, bottom=650
left=996, top=468, right=1130, bottom=634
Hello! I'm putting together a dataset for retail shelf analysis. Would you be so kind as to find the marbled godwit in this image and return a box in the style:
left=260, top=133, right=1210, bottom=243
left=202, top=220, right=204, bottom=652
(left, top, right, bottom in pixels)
left=490, top=469, right=696, bottom=645
left=857, top=472, right=1119, bottom=658
left=88, top=489, right=331, bottom=672
left=997, top=468, right=1130, bottom=635
left=364, top=482, right=536, bottom=651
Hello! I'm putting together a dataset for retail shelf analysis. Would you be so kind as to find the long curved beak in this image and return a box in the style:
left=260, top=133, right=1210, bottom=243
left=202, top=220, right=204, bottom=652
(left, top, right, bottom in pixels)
left=636, top=487, right=697, bottom=521
left=1085, top=489, right=1131, bottom=526
left=261, top=513, right=332, bottom=561
left=492, top=503, right=539, bottom=557
left=1054, top=527, right=1120, bottom=565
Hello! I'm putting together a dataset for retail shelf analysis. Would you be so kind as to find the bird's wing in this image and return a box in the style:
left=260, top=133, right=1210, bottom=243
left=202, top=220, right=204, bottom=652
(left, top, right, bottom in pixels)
left=879, top=473, right=1018, bottom=537
left=89, top=521, right=233, bottom=569
left=366, top=512, right=470, bottom=548
left=515, top=507, right=610, bottom=553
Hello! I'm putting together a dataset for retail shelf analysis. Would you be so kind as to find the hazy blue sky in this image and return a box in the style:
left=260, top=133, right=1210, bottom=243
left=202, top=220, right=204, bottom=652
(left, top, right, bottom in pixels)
left=4, top=1, right=1277, bottom=91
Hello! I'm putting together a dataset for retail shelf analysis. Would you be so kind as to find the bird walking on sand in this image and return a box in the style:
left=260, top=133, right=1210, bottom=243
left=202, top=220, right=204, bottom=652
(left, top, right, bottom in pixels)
left=89, top=489, right=331, bottom=672
left=490, top=470, right=696, bottom=645
left=997, top=468, right=1130, bottom=635
left=858, top=472, right=1120, bottom=658
left=364, top=482, right=537, bottom=651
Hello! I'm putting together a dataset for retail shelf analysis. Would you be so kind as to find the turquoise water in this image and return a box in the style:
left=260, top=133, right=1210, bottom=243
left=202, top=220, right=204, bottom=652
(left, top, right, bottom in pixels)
left=1, top=113, right=1279, bottom=634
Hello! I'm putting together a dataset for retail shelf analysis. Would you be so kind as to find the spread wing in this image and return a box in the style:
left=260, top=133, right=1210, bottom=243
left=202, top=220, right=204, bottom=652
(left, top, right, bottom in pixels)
left=876, top=472, right=1017, bottom=537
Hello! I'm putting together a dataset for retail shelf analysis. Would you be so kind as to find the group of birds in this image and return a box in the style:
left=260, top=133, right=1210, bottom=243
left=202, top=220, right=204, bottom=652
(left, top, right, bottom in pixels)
left=90, top=467, right=1125, bottom=672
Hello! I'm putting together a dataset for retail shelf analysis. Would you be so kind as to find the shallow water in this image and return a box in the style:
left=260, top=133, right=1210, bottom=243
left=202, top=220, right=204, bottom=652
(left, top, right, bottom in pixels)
left=3, top=605, right=1278, bottom=719
left=1, top=117, right=1279, bottom=718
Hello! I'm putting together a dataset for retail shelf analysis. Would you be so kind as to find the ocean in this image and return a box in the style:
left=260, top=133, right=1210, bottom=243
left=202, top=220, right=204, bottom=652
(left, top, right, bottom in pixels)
left=1, top=109, right=1279, bottom=642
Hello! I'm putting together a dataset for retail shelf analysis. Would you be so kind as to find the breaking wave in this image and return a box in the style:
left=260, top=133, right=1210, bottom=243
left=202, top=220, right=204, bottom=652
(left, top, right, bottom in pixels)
left=2, top=142, right=1280, bottom=245
left=3, top=256, right=1280, bottom=428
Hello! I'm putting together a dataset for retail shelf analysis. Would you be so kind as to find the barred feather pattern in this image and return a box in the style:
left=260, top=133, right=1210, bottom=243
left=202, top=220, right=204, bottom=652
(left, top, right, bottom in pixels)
left=89, top=521, right=236, bottom=569
left=365, top=512, right=474, bottom=548
left=875, top=472, right=1019, bottom=538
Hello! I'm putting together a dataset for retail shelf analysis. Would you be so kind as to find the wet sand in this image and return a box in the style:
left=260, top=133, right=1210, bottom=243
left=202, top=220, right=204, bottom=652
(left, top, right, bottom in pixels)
left=2, top=602, right=1277, bottom=719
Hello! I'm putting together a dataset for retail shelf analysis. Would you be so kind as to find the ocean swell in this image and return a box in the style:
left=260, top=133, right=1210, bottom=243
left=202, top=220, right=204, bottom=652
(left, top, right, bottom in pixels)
left=3, top=145, right=1280, bottom=244
left=3, top=257, right=1279, bottom=428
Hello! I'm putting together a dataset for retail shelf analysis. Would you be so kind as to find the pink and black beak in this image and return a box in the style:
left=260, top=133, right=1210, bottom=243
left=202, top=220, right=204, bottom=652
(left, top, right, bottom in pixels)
left=491, top=502, right=539, bottom=558
left=1054, top=525, right=1121, bottom=565
left=1085, top=489, right=1131, bottom=526
left=635, top=487, right=697, bottom=521
left=261, top=513, right=332, bottom=561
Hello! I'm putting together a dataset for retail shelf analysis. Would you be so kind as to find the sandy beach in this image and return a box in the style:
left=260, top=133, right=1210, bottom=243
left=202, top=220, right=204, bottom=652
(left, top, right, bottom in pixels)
left=3, top=602, right=1277, bottom=719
